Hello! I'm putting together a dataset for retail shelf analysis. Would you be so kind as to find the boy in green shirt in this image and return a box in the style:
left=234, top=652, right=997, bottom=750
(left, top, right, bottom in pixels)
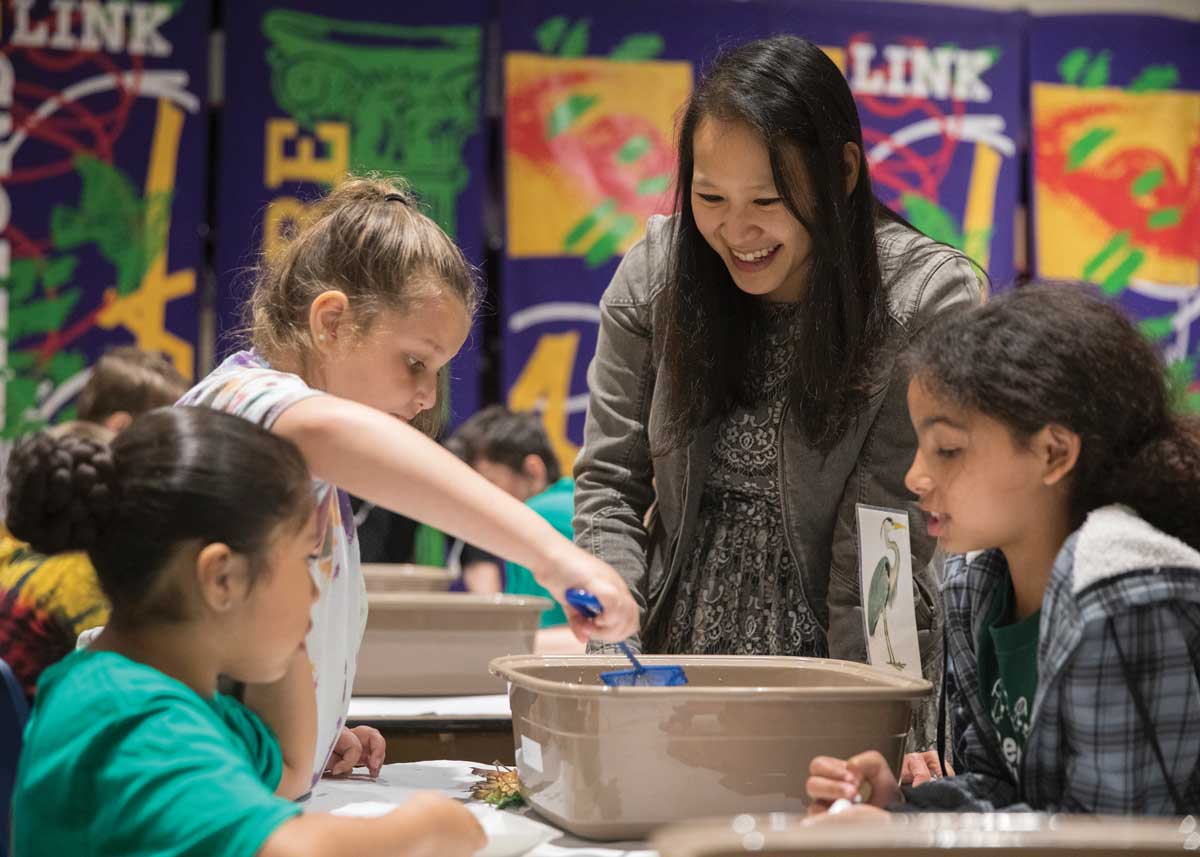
left=450, top=407, right=578, bottom=649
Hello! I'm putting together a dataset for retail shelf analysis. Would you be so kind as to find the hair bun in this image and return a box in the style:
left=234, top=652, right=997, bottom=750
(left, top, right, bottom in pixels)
left=6, top=428, right=117, bottom=555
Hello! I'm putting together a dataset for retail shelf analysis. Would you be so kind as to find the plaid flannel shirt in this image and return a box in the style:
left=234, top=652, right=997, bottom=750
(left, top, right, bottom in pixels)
left=900, top=509, right=1200, bottom=814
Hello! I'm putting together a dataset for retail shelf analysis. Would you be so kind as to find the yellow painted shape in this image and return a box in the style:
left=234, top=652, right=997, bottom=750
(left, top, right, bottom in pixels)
left=820, top=46, right=846, bottom=74
left=963, top=142, right=1002, bottom=271
left=505, top=53, right=691, bottom=259
left=265, top=119, right=350, bottom=189
left=507, top=331, right=580, bottom=472
left=1032, top=83, right=1200, bottom=286
left=264, top=195, right=319, bottom=260
left=97, top=98, right=196, bottom=379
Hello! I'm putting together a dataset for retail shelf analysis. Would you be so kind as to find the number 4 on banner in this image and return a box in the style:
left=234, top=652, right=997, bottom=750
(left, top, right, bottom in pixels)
left=508, top=331, right=580, bottom=473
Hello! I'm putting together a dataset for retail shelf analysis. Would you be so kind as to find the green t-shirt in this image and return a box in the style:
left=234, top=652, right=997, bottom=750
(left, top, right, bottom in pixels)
left=505, top=477, right=573, bottom=628
left=13, top=649, right=301, bottom=857
left=976, top=574, right=1040, bottom=774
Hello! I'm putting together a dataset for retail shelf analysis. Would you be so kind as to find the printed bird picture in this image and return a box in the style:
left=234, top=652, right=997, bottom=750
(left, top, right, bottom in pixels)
left=867, top=517, right=908, bottom=671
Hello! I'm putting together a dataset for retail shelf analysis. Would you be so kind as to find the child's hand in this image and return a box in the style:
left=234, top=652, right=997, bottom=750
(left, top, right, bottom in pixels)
left=325, top=725, right=386, bottom=778
left=899, top=749, right=953, bottom=785
left=806, top=751, right=899, bottom=815
left=403, top=793, right=486, bottom=857
left=801, top=803, right=891, bottom=825
left=538, top=545, right=638, bottom=642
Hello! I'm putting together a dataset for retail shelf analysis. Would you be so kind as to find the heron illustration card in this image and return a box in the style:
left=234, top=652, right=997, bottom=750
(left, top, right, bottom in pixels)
left=856, top=504, right=923, bottom=679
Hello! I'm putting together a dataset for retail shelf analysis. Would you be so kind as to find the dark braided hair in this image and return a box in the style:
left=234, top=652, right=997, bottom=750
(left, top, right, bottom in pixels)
left=905, top=283, right=1200, bottom=549
left=5, top=407, right=313, bottom=623
left=6, top=423, right=115, bottom=554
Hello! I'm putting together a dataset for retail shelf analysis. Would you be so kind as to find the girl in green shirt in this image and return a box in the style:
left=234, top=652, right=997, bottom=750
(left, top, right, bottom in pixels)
left=9, top=407, right=484, bottom=857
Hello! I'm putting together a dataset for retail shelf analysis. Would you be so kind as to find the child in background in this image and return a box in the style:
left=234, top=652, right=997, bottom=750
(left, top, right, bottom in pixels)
left=447, top=406, right=582, bottom=653
left=11, top=407, right=484, bottom=857
left=180, top=176, right=636, bottom=786
left=0, top=347, right=188, bottom=699
left=76, top=345, right=189, bottom=432
left=441, top=417, right=508, bottom=595
left=807, top=285, right=1200, bottom=816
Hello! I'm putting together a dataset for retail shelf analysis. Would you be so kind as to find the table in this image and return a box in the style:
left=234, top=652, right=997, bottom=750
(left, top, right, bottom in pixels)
left=347, top=696, right=516, bottom=765
left=304, top=759, right=656, bottom=857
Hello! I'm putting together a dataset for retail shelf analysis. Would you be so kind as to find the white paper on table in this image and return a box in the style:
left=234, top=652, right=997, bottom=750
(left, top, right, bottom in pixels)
left=855, top=504, right=923, bottom=679
left=331, top=801, right=558, bottom=857
left=307, top=761, right=655, bottom=857
left=347, top=694, right=511, bottom=720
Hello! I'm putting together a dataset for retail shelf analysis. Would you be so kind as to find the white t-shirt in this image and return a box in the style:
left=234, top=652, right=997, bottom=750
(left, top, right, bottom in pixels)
left=179, top=350, right=368, bottom=790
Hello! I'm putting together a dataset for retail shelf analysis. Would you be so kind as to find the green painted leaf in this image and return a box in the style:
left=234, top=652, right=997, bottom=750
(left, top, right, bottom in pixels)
left=1167, top=357, right=1198, bottom=408
left=547, top=94, right=597, bottom=138
left=45, top=351, right=85, bottom=385
left=41, top=255, right=78, bottom=290
left=535, top=17, right=568, bottom=54
left=1066, top=127, right=1115, bottom=172
left=610, top=33, right=664, bottom=61
left=1081, top=50, right=1111, bottom=87
left=51, top=155, right=173, bottom=295
left=1082, top=231, right=1129, bottom=281
left=1131, top=168, right=1164, bottom=197
left=2, top=259, right=40, bottom=303
left=1058, top=48, right=1090, bottom=85
left=1099, top=249, right=1145, bottom=295
left=635, top=174, right=670, bottom=196
left=584, top=214, right=637, bottom=267
left=1148, top=207, right=1182, bottom=230
left=8, top=291, right=82, bottom=340
left=901, top=193, right=963, bottom=250
left=559, top=19, right=590, bottom=57
left=616, top=135, right=651, bottom=164
left=6, top=351, right=35, bottom=371
left=564, top=199, right=616, bottom=250
left=1129, top=64, right=1179, bottom=92
left=1140, top=314, right=1175, bottom=342
left=4, top=375, right=41, bottom=438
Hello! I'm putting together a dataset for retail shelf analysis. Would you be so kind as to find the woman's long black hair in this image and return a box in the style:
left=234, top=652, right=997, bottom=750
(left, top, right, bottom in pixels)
left=658, top=35, right=899, bottom=453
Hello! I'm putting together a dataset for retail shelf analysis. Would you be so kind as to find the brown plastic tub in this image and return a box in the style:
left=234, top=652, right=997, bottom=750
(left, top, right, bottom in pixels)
left=652, top=812, right=1197, bottom=856
left=355, top=593, right=551, bottom=696
left=489, top=655, right=931, bottom=840
left=362, top=563, right=455, bottom=593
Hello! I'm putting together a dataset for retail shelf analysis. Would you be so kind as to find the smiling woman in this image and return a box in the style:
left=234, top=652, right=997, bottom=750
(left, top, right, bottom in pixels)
left=573, top=35, right=983, bottom=764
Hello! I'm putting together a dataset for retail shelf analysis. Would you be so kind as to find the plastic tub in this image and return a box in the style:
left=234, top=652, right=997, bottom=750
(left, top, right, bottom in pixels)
left=652, top=812, right=1196, bottom=856
left=355, top=593, right=551, bottom=696
left=362, top=563, right=455, bottom=593
left=489, top=655, right=931, bottom=840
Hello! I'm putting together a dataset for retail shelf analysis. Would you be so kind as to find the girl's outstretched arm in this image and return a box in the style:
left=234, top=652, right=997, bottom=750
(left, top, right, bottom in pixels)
left=274, top=395, right=638, bottom=642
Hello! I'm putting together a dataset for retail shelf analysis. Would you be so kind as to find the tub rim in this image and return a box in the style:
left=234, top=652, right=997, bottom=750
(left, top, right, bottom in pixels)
left=490, top=654, right=933, bottom=701
left=367, top=592, right=554, bottom=612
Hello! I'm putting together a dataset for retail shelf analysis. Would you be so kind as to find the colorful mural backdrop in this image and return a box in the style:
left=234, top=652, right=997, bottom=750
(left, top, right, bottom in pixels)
left=217, top=0, right=487, bottom=423
left=0, top=0, right=210, bottom=438
left=1030, top=15, right=1200, bottom=411
left=501, top=0, right=1023, bottom=470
